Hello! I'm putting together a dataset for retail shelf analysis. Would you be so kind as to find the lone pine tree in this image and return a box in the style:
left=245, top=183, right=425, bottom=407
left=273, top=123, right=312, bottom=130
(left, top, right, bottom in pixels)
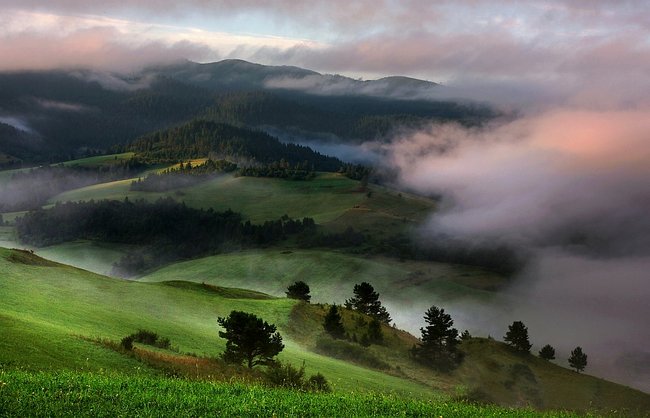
left=539, top=344, right=556, bottom=360
left=411, top=305, right=461, bottom=371
left=286, top=281, right=311, bottom=302
left=569, top=346, right=588, bottom=372
left=217, top=311, right=284, bottom=368
left=344, top=282, right=391, bottom=324
left=504, top=321, right=532, bottom=352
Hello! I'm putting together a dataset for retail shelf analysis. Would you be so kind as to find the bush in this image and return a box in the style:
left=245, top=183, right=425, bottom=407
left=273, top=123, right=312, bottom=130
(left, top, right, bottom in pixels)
left=264, top=362, right=331, bottom=392
left=315, top=337, right=389, bottom=370
left=265, top=362, right=306, bottom=389
left=307, top=373, right=331, bottom=392
left=120, top=335, right=134, bottom=351
left=120, top=330, right=171, bottom=350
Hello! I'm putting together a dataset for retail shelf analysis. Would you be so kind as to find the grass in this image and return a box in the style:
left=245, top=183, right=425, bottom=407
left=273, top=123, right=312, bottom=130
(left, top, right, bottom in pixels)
left=455, top=339, right=650, bottom=414
left=32, top=240, right=131, bottom=276
left=139, top=248, right=507, bottom=309
left=2, top=247, right=649, bottom=415
left=0, top=369, right=584, bottom=418
left=50, top=172, right=366, bottom=223
left=60, top=152, right=135, bottom=167
left=0, top=247, right=434, bottom=398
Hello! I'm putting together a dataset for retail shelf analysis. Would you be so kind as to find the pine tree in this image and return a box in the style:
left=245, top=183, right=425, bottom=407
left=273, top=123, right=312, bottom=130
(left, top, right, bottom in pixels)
left=217, top=311, right=284, bottom=368
left=344, top=282, right=391, bottom=324
left=412, top=305, right=461, bottom=371
left=285, top=281, right=311, bottom=302
left=323, top=305, right=345, bottom=339
left=504, top=321, right=532, bottom=352
left=366, top=318, right=384, bottom=345
left=538, top=344, right=556, bottom=360
left=568, top=346, right=587, bottom=372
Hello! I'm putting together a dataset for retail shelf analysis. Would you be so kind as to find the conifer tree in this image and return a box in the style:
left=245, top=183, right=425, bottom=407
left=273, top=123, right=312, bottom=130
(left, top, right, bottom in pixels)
left=412, top=305, right=461, bottom=371
left=538, top=344, right=556, bottom=360
left=323, top=305, right=345, bottom=339
left=286, top=281, right=311, bottom=302
left=568, top=346, right=588, bottom=372
left=344, top=282, right=391, bottom=324
left=504, top=321, right=532, bottom=352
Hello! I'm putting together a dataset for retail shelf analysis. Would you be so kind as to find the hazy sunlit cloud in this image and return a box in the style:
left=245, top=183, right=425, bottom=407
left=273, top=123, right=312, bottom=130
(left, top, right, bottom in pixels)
left=0, top=10, right=322, bottom=72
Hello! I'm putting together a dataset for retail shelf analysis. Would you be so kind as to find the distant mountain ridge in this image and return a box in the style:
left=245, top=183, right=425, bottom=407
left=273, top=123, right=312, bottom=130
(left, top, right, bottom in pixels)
left=0, top=59, right=491, bottom=164
left=148, top=59, right=439, bottom=98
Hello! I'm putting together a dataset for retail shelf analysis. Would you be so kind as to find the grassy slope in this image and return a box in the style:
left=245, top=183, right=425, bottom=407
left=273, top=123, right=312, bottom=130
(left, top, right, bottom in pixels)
left=60, top=152, right=135, bottom=167
left=50, top=172, right=366, bottom=223
left=455, top=339, right=650, bottom=413
left=2, top=247, right=648, bottom=415
left=0, top=370, right=579, bottom=418
left=287, top=302, right=650, bottom=415
left=139, top=249, right=507, bottom=306
left=0, top=247, right=433, bottom=397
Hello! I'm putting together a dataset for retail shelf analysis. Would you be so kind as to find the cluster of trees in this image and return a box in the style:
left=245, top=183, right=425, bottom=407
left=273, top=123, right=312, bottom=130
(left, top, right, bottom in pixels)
left=16, top=198, right=316, bottom=275
left=126, top=120, right=343, bottom=172
left=131, top=159, right=238, bottom=192
left=322, top=282, right=390, bottom=347
left=0, top=160, right=146, bottom=212
left=340, top=164, right=372, bottom=181
left=238, top=160, right=316, bottom=181
left=503, top=320, right=588, bottom=372
left=217, top=278, right=589, bottom=396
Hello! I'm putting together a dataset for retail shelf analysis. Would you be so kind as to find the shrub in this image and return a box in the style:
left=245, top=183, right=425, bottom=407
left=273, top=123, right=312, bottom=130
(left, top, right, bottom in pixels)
left=265, top=362, right=306, bottom=389
left=120, top=335, right=134, bottom=351
left=265, top=362, right=331, bottom=393
left=307, top=373, right=331, bottom=392
left=315, top=337, right=389, bottom=370
left=120, top=330, right=171, bottom=350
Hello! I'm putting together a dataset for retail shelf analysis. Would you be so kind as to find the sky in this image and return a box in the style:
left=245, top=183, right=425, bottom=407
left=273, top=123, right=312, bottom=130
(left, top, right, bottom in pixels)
left=1, top=0, right=649, bottom=103
left=2, top=0, right=650, bottom=391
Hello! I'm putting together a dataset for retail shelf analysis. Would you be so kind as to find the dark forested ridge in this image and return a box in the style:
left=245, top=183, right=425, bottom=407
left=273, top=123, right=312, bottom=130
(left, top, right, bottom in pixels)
left=16, top=198, right=316, bottom=275
left=0, top=60, right=498, bottom=164
left=126, top=120, right=344, bottom=171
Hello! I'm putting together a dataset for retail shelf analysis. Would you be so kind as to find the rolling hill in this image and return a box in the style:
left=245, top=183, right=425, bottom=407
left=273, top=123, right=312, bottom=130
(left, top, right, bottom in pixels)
left=1, top=247, right=649, bottom=416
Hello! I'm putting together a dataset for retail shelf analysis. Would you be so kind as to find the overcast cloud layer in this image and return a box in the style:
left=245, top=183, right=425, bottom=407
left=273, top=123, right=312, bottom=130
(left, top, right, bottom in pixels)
left=1, top=1, right=649, bottom=106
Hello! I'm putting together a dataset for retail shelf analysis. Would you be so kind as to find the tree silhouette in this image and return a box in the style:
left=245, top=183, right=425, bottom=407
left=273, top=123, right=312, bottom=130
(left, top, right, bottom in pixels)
left=344, top=282, right=391, bottom=324
left=323, top=305, right=346, bottom=339
left=217, top=311, right=284, bottom=368
left=366, top=318, right=384, bottom=345
left=504, top=321, right=532, bottom=352
left=286, top=281, right=311, bottom=302
left=411, top=305, right=461, bottom=371
left=569, top=346, right=588, bottom=372
left=538, top=344, right=556, bottom=360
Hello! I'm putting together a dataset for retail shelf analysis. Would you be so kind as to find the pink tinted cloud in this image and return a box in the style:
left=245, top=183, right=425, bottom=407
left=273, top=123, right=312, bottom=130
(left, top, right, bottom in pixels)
left=0, top=27, right=211, bottom=71
left=390, top=108, right=650, bottom=244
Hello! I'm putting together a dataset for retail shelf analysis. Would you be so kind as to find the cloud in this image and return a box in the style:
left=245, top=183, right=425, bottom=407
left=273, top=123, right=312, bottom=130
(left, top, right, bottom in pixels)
left=383, top=108, right=650, bottom=390
left=390, top=109, right=650, bottom=251
left=0, top=25, right=213, bottom=72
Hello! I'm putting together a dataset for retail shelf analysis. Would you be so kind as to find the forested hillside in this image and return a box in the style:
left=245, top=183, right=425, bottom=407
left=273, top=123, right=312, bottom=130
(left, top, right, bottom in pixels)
left=126, top=120, right=343, bottom=170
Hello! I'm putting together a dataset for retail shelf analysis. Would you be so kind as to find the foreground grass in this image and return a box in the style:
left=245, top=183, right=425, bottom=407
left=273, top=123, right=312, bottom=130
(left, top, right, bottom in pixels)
left=0, top=370, right=584, bottom=418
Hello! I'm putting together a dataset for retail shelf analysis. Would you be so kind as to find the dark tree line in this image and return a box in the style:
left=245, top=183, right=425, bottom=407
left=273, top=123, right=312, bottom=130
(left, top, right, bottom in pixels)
left=16, top=198, right=316, bottom=275
left=238, top=159, right=316, bottom=181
